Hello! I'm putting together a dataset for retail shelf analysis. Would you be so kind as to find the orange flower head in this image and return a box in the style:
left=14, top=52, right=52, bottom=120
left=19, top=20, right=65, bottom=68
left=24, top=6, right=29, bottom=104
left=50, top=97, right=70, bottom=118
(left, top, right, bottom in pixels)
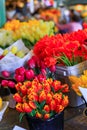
left=44, top=113, right=50, bottom=120
left=22, top=102, right=32, bottom=113
left=49, top=99, right=56, bottom=111
left=15, top=82, right=22, bottom=91
left=53, top=93, right=62, bottom=104
left=43, top=105, right=50, bottom=113
left=29, top=101, right=37, bottom=109
left=28, top=92, right=38, bottom=102
left=62, top=84, right=69, bottom=93
left=55, top=104, right=64, bottom=113
left=27, top=88, right=34, bottom=94
left=32, top=79, right=38, bottom=86
left=13, top=93, right=22, bottom=103
left=43, top=82, right=51, bottom=94
left=62, top=95, right=69, bottom=107
left=52, top=80, right=62, bottom=91
left=16, top=103, right=23, bottom=112
left=39, top=90, right=46, bottom=103
left=24, top=81, right=32, bottom=88
left=46, top=93, right=53, bottom=104
left=36, top=112, right=42, bottom=118
left=20, top=85, right=27, bottom=95
left=37, top=83, right=43, bottom=92
left=47, top=78, right=53, bottom=85
left=31, top=85, right=38, bottom=93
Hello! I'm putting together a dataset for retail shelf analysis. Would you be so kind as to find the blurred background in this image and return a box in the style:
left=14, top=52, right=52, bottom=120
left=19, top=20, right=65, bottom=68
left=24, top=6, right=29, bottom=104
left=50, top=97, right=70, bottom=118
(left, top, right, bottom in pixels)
left=4, top=0, right=87, bottom=22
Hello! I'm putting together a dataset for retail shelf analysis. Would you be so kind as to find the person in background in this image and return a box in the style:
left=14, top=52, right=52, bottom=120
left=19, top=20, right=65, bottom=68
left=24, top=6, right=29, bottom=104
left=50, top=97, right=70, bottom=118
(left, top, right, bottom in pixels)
left=6, top=3, right=16, bottom=21
left=69, top=9, right=83, bottom=24
left=57, top=13, right=83, bottom=34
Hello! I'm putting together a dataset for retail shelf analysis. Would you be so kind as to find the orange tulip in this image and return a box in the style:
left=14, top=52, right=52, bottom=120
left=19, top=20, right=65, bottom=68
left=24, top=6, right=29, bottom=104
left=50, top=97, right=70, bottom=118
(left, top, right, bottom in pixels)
left=49, top=99, right=56, bottom=111
left=36, top=112, right=42, bottom=118
left=44, top=113, right=50, bottom=120
left=62, top=96, right=69, bottom=107
left=55, top=104, right=64, bottom=113
left=16, top=103, right=23, bottom=112
left=39, top=91, right=46, bottom=103
left=53, top=93, right=62, bottom=104
left=22, top=103, right=32, bottom=113
left=29, top=101, right=37, bottom=109
left=43, top=105, right=50, bottom=113
left=46, top=93, right=53, bottom=104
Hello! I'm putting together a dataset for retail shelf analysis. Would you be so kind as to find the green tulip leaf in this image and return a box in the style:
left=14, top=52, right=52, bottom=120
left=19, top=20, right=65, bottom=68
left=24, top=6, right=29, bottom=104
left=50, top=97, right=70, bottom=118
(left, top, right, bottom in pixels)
left=29, top=110, right=36, bottom=117
left=19, top=113, right=25, bottom=122
left=40, top=100, right=46, bottom=109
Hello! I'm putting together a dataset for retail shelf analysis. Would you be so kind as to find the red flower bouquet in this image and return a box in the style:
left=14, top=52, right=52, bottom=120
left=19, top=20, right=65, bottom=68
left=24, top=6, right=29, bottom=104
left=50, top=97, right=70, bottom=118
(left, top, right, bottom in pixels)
left=33, top=29, right=87, bottom=67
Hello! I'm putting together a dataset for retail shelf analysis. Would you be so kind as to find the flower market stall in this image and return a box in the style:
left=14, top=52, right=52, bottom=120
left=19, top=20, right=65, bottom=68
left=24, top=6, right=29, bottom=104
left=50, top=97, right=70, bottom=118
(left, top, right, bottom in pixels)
left=0, top=18, right=55, bottom=120
left=1, top=3, right=87, bottom=128
left=0, top=19, right=55, bottom=77
left=33, top=28, right=87, bottom=107
left=0, top=53, right=69, bottom=130
left=3, top=19, right=55, bottom=49
left=1, top=21, right=87, bottom=108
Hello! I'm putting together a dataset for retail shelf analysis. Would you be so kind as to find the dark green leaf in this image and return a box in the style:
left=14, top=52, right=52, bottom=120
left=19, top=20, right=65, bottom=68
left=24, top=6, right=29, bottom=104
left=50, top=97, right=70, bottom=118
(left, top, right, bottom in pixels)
left=40, top=100, right=46, bottom=109
left=29, top=110, right=36, bottom=117
left=22, top=38, right=33, bottom=49
left=34, top=101, right=41, bottom=109
left=19, top=113, right=25, bottom=122
left=50, top=111, right=55, bottom=117
left=42, top=110, right=46, bottom=115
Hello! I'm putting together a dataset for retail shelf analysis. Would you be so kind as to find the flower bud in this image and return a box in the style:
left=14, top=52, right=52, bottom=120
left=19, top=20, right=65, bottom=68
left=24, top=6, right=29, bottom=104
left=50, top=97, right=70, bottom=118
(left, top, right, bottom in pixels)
left=49, top=65, right=56, bottom=72
left=13, top=93, right=22, bottom=103
left=22, top=103, right=32, bottom=113
left=15, top=67, right=25, bottom=75
left=25, top=70, right=35, bottom=80
left=1, top=70, right=10, bottom=78
left=14, top=74, right=25, bottom=82
left=1, top=80, right=8, bottom=87
left=27, top=58, right=36, bottom=69
left=8, top=81, right=15, bottom=88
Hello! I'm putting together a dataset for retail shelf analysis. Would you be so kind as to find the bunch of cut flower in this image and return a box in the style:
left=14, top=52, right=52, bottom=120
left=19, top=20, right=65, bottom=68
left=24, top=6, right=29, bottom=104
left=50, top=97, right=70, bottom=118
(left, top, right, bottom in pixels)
left=1, top=55, right=69, bottom=121
left=3, top=19, right=54, bottom=48
left=0, top=29, right=14, bottom=49
left=69, top=70, right=87, bottom=96
left=33, top=29, right=87, bottom=67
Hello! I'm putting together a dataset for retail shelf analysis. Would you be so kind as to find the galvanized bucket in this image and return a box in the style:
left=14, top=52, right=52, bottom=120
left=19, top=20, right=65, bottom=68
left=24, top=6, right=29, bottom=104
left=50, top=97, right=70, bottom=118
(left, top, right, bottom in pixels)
left=55, top=60, right=87, bottom=107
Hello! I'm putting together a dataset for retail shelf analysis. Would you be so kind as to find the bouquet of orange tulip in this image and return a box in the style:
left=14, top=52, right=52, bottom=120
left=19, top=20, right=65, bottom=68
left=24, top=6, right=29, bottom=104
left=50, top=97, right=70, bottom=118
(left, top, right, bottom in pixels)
left=13, top=77, right=69, bottom=121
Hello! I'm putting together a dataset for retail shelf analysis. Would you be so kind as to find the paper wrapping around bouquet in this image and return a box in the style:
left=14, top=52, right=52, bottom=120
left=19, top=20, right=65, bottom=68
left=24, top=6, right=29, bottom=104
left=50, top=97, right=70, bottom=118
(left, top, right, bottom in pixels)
left=0, top=39, right=34, bottom=76
left=55, top=61, right=87, bottom=107
left=0, top=101, right=9, bottom=121
left=79, top=87, right=87, bottom=103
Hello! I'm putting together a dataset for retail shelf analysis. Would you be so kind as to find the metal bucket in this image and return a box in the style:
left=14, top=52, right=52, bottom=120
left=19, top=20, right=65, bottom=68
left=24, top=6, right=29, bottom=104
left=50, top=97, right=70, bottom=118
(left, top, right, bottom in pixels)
left=55, top=61, right=87, bottom=107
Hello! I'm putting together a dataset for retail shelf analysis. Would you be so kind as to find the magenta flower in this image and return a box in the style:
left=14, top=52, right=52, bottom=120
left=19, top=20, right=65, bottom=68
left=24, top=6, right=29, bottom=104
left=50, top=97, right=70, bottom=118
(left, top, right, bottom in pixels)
left=8, top=81, right=15, bottom=88
left=25, top=69, right=35, bottom=80
left=1, top=80, right=8, bottom=86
